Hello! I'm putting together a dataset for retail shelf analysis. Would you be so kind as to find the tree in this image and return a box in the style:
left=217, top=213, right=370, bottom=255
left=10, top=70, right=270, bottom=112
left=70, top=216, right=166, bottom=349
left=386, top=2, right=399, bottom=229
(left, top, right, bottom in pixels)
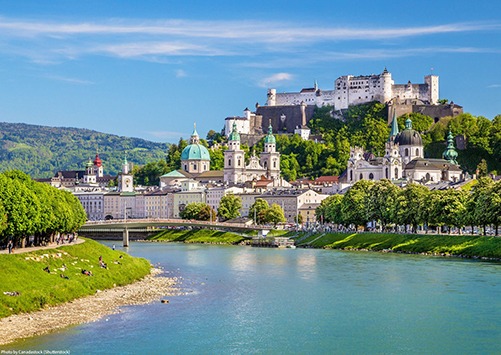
left=395, top=183, right=429, bottom=232
left=217, top=194, right=242, bottom=221
left=316, top=194, right=343, bottom=225
left=367, top=180, right=399, bottom=231
left=263, top=203, right=286, bottom=226
left=249, top=198, right=269, bottom=224
left=180, top=202, right=215, bottom=221
left=477, top=159, right=488, bottom=177
left=341, top=179, right=374, bottom=228
left=133, top=159, right=170, bottom=186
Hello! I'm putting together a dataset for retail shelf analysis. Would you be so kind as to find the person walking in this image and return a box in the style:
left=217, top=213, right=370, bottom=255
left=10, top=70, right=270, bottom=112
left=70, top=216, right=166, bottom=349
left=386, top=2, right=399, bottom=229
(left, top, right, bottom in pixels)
left=7, top=240, right=13, bottom=254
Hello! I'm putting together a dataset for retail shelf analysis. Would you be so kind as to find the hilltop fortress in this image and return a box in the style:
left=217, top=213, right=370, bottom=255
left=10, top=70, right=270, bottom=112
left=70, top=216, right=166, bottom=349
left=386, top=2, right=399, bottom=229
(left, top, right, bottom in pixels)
left=225, top=68, right=462, bottom=139
left=266, top=68, right=438, bottom=109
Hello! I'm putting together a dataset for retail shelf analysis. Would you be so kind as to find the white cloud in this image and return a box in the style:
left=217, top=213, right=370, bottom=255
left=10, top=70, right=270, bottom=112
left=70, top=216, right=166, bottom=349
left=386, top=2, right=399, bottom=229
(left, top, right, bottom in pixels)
left=0, top=16, right=498, bottom=63
left=175, top=69, right=187, bottom=78
left=43, top=74, right=94, bottom=85
left=259, top=73, right=293, bottom=87
left=487, top=84, right=501, bottom=88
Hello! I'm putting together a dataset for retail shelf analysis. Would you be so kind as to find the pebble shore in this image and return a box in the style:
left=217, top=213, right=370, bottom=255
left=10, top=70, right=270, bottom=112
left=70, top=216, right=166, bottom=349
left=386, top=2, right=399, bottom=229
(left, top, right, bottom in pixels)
left=0, top=267, right=182, bottom=346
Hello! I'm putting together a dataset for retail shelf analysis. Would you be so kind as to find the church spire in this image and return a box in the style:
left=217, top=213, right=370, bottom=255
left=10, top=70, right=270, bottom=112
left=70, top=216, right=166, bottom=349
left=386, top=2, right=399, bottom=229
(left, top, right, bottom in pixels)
left=389, top=111, right=399, bottom=141
left=442, top=131, right=458, bottom=165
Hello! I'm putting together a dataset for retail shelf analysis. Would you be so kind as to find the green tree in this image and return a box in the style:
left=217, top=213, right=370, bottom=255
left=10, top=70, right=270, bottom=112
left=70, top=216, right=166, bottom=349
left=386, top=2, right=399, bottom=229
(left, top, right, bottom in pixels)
left=341, top=179, right=374, bottom=228
left=367, top=179, right=399, bottom=231
left=263, top=203, right=286, bottom=226
left=217, top=194, right=242, bottom=221
left=249, top=198, right=269, bottom=224
left=180, top=202, right=215, bottom=221
left=395, top=183, right=429, bottom=232
left=316, top=194, right=343, bottom=225
left=477, top=159, right=488, bottom=177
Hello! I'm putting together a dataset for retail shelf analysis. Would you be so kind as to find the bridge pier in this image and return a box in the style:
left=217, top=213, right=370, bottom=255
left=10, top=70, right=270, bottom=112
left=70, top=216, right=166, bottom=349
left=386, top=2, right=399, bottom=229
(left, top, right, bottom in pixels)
left=123, top=227, right=129, bottom=247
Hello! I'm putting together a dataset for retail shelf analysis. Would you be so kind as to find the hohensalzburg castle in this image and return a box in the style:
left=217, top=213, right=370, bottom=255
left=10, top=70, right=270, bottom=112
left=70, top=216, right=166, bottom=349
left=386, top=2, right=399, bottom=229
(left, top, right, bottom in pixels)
left=266, top=68, right=438, bottom=109
left=225, top=68, right=454, bottom=140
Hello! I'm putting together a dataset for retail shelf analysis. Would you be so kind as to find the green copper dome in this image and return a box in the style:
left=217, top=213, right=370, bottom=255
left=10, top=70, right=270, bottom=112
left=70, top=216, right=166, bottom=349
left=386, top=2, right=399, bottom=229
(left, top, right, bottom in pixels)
left=229, top=122, right=240, bottom=142
left=264, top=124, right=276, bottom=144
left=181, top=123, right=210, bottom=161
left=181, top=143, right=210, bottom=161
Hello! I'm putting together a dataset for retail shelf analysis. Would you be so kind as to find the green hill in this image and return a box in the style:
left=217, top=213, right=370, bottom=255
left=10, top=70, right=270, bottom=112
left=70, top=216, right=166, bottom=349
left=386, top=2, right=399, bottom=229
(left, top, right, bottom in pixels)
left=0, top=122, right=169, bottom=178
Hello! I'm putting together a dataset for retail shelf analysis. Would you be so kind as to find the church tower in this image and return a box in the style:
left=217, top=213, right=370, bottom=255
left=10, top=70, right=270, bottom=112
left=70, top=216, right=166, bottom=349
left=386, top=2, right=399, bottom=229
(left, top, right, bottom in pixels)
left=119, top=155, right=134, bottom=192
left=382, top=113, right=402, bottom=180
left=224, top=122, right=245, bottom=184
left=83, top=158, right=97, bottom=184
left=259, top=123, right=281, bottom=180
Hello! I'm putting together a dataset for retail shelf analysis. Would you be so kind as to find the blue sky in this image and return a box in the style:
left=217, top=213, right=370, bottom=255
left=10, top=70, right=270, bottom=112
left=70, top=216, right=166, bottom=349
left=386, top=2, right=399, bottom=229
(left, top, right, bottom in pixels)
left=0, top=0, right=500, bottom=143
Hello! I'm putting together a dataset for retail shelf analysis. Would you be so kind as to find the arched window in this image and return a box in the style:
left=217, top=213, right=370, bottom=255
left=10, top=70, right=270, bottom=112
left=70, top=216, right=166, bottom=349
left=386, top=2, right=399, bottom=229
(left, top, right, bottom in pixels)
left=350, top=170, right=353, bottom=181
left=237, top=159, right=241, bottom=167
left=394, top=168, right=398, bottom=178
left=405, top=148, right=409, bottom=156
left=184, top=164, right=188, bottom=171
left=273, top=161, right=276, bottom=168
left=385, top=167, right=389, bottom=179
left=416, top=148, right=419, bottom=156
left=359, top=173, right=363, bottom=180
left=228, top=159, right=231, bottom=166
left=369, top=173, right=374, bottom=180
left=264, top=161, right=267, bottom=168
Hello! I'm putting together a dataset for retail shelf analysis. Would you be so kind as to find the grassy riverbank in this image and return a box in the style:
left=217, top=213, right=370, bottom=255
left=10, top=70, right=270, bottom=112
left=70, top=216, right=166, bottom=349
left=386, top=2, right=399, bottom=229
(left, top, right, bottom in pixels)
left=148, top=229, right=248, bottom=244
left=297, top=232, right=501, bottom=259
left=0, top=238, right=151, bottom=318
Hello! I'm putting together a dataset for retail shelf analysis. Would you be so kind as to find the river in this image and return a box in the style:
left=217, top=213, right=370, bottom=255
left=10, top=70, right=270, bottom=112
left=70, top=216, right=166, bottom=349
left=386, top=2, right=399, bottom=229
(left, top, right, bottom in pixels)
left=3, top=242, right=501, bottom=354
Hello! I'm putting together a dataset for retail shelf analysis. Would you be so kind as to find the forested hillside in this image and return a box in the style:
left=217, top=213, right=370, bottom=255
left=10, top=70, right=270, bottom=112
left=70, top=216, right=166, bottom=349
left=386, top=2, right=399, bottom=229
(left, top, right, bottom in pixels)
left=0, top=122, right=169, bottom=178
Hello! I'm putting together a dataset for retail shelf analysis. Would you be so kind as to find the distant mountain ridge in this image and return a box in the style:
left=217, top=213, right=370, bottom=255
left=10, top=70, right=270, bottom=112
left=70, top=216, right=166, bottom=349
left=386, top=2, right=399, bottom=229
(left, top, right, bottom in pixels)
left=0, top=122, right=169, bottom=178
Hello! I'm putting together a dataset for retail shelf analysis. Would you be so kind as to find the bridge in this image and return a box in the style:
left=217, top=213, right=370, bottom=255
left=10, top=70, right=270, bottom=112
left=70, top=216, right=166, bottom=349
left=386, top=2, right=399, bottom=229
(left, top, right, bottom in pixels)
left=79, top=219, right=269, bottom=247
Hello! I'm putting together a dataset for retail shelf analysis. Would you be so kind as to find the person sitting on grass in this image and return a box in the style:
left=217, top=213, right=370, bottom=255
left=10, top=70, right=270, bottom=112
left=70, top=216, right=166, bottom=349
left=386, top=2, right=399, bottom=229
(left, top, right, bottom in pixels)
left=81, top=269, right=93, bottom=276
left=43, top=266, right=50, bottom=273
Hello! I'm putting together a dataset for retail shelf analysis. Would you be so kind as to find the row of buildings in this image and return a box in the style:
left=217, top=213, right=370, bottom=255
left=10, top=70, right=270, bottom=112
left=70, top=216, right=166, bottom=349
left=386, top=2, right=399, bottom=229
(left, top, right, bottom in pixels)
left=45, top=68, right=465, bottom=224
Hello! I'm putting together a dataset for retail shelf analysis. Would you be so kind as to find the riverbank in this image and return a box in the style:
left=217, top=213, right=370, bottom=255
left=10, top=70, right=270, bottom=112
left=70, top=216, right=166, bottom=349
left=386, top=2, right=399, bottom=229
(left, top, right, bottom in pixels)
left=297, top=232, right=501, bottom=261
left=0, top=267, right=182, bottom=346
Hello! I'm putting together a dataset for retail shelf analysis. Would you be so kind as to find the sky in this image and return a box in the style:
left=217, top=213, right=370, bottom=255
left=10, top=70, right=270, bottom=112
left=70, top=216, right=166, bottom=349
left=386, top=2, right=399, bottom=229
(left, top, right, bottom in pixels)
left=0, top=0, right=500, bottom=143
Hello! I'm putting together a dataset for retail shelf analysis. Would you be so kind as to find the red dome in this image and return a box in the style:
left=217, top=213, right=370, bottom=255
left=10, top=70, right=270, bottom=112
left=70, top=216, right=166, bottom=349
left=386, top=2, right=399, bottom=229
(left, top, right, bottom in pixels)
left=93, top=154, right=102, bottom=167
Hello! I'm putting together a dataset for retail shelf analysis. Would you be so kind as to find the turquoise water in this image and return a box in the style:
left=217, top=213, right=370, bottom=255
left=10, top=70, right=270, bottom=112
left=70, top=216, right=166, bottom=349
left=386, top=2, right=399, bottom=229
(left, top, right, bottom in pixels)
left=2, top=242, right=501, bottom=354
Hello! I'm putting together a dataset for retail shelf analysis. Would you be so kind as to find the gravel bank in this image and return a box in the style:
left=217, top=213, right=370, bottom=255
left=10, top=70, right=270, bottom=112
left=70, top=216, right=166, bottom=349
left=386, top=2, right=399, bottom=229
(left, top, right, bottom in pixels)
left=0, top=267, right=182, bottom=345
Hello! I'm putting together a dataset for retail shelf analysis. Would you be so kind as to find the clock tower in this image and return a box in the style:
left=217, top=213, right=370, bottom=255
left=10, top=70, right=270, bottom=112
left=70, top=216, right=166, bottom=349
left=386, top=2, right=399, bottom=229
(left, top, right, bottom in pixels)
left=119, top=155, right=134, bottom=192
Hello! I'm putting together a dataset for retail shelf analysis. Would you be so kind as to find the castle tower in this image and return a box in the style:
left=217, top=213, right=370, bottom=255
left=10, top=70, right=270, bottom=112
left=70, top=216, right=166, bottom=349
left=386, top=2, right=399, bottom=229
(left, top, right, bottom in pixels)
left=224, top=122, right=245, bottom=184
left=260, top=123, right=281, bottom=180
left=424, top=74, right=439, bottom=104
left=381, top=67, right=393, bottom=103
left=266, top=89, right=277, bottom=106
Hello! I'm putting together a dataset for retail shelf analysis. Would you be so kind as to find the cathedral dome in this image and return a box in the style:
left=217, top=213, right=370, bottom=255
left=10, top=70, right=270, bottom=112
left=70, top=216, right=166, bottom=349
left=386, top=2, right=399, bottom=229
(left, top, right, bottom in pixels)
left=93, top=154, right=102, bottom=167
left=264, top=124, right=276, bottom=144
left=181, top=143, right=210, bottom=161
left=394, top=118, right=422, bottom=146
left=181, top=124, right=211, bottom=161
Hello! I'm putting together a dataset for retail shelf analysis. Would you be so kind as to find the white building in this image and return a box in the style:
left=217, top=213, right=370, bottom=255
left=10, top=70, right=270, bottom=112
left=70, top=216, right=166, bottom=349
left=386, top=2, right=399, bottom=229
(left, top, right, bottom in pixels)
left=224, top=122, right=281, bottom=184
left=74, top=191, right=105, bottom=221
left=266, top=69, right=439, bottom=110
left=346, top=115, right=462, bottom=184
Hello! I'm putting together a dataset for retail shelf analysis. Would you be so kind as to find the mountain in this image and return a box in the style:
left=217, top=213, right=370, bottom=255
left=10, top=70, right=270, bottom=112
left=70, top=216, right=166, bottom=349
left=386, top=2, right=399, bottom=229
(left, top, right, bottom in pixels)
left=0, top=122, right=169, bottom=178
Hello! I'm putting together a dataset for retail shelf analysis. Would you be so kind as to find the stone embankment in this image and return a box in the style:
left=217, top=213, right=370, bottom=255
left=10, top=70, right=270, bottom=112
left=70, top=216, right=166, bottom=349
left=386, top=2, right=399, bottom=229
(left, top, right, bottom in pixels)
left=0, top=267, right=182, bottom=345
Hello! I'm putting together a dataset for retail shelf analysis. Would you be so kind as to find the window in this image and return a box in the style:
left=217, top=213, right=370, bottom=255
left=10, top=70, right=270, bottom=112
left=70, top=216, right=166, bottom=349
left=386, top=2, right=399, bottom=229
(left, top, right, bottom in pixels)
left=228, top=159, right=231, bottom=166
left=416, top=148, right=419, bottom=156
left=385, top=168, right=389, bottom=179
left=359, top=173, right=363, bottom=180
left=405, top=148, right=409, bottom=157
left=394, top=168, right=398, bottom=178
left=369, top=173, right=374, bottom=180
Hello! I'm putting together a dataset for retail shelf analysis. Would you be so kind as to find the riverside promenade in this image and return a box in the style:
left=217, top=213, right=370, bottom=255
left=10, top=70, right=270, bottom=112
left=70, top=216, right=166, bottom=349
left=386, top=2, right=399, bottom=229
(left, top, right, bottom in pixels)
left=0, top=238, right=84, bottom=255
